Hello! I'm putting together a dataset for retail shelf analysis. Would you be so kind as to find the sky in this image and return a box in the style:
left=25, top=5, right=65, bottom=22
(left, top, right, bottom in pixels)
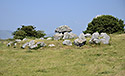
left=0, top=0, right=124, bottom=35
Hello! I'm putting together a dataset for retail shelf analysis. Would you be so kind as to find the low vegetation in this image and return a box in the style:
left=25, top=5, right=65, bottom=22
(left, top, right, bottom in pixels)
left=83, top=15, right=125, bottom=34
left=13, top=25, right=46, bottom=40
left=0, top=34, right=125, bottom=76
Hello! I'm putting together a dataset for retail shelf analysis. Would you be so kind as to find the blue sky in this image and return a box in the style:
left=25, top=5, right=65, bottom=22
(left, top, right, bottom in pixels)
left=0, top=0, right=124, bottom=35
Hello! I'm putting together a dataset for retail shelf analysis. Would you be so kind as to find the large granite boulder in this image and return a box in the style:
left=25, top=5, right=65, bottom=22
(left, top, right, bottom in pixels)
left=79, top=33, right=86, bottom=40
left=74, top=33, right=86, bottom=47
left=63, top=32, right=78, bottom=39
left=84, top=33, right=91, bottom=37
left=100, top=33, right=110, bottom=44
left=74, top=38, right=86, bottom=47
left=28, top=40, right=35, bottom=46
left=89, top=32, right=100, bottom=44
left=63, top=40, right=72, bottom=46
left=68, top=32, right=78, bottom=39
left=21, top=42, right=29, bottom=49
left=63, top=32, right=70, bottom=39
left=54, top=33, right=63, bottom=40
left=55, top=25, right=72, bottom=33
left=29, top=42, right=46, bottom=49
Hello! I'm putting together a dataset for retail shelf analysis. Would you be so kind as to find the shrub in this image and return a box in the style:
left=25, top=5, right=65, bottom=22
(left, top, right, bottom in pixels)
left=83, top=15, right=125, bottom=34
left=13, top=25, right=46, bottom=40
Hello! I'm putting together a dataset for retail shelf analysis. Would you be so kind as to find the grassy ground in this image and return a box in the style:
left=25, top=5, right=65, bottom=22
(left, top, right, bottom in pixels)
left=0, top=34, right=125, bottom=76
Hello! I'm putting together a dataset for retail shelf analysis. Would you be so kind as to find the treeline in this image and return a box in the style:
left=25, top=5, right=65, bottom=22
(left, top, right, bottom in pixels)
left=13, top=15, right=125, bottom=40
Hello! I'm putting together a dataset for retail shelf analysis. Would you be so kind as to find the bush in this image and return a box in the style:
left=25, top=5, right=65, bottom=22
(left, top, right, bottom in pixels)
left=83, top=15, right=125, bottom=34
left=13, top=25, right=46, bottom=40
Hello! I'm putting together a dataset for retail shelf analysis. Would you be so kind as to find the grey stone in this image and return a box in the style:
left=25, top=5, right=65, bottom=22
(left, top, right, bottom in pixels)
left=54, top=33, right=63, bottom=40
left=55, top=25, right=72, bottom=33
left=84, top=33, right=91, bottom=37
left=29, top=42, right=46, bottom=49
left=63, top=32, right=70, bottom=39
left=28, top=40, right=35, bottom=46
left=48, top=44, right=55, bottom=47
left=100, top=33, right=110, bottom=44
left=47, top=37, right=52, bottom=40
left=74, top=33, right=86, bottom=47
left=63, top=32, right=78, bottom=39
left=23, top=38, right=27, bottom=41
left=89, top=32, right=100, bottom=44
left=40, top=37, right=44, bottom=40
left=68, top=32, right=78, bottom=39
left=63, top=40, right=72, bottom=46
left=15, top=39, right=21, bottom=42
left=74, top=38, right=86, bottom=47
left=7, top=42, right=13, bottom=47
left=21, top=42, right=29, bottom=49
left=79, top=33, right=86, bottom=40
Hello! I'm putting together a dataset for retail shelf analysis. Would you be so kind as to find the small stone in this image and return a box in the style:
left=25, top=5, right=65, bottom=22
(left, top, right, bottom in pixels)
left=23, top=38, right=27, bottom=41
left=15, top=39, right=21, bottom=42
left=48, top=44, right=55, bottom=47
left=47, top=37, right=52, bottom=40
left=40, top=37, right=44, bottom=40
left=84, top=33, right=91, bottom=37
left=63, top=40, right=72, bottom=46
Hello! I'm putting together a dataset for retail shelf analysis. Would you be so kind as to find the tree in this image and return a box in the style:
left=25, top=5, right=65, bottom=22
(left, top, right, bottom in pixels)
left=13, top=25, right=46, bottom=39
left=83, top=15, right=125, bottom=34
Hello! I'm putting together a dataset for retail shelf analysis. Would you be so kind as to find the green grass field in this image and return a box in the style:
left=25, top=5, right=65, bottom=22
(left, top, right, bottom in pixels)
left=0, top=34, right=125, bottom=76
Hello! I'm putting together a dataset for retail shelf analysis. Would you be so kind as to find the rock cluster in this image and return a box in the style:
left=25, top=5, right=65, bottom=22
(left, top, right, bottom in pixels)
left=54, top=25, right=77, bottom=40
left=89, top=32, right=110, bottom=44
left=21, top=40, right=46, bottom=49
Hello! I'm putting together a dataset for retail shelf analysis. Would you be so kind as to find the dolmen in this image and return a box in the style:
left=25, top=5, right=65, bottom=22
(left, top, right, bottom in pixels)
left=54, top=25, right=78, bottom=40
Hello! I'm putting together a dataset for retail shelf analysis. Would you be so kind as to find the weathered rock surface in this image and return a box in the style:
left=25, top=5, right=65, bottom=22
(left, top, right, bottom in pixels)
left=29, top=42, right=46, bottom=49
left=23, top=38, right=27, bottom=41
left=47, top=37, right=52, bottom=40
left=84, top=33, right=91, bottom=37
left=100, top=33, right=110, bottom=44
left=15, top=39, right=21, bottom=42
left=74, top=33, right=86, bottom=47
left=21, top=42, right=29, bottom=49
left=63, top=32, right=77, bottom=39
left=89, top=32, right=100, bottom=44
left=79, top=33, right=86, bottom=40
left=68, top=32, right=78, bottom=39
left=40, top=37, right=44, bottom=40
left=48, top=44, right=55, bottom=47
left=63, top=40, right=72, bottom=46
left=7, top=42, right=13, bottom=47
left=28, top=40, right=35, bottom=46
left=55, top=25, right=72, bottom=33
left=74, top=38, right=86, bottom=47
left=54, top=33, right=63, bottom=40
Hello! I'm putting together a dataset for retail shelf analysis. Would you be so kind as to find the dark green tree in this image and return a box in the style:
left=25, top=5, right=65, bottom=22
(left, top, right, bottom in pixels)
left=83, top=15, right=125, bottom=34
left=13, top=25, right=46, bottom=39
